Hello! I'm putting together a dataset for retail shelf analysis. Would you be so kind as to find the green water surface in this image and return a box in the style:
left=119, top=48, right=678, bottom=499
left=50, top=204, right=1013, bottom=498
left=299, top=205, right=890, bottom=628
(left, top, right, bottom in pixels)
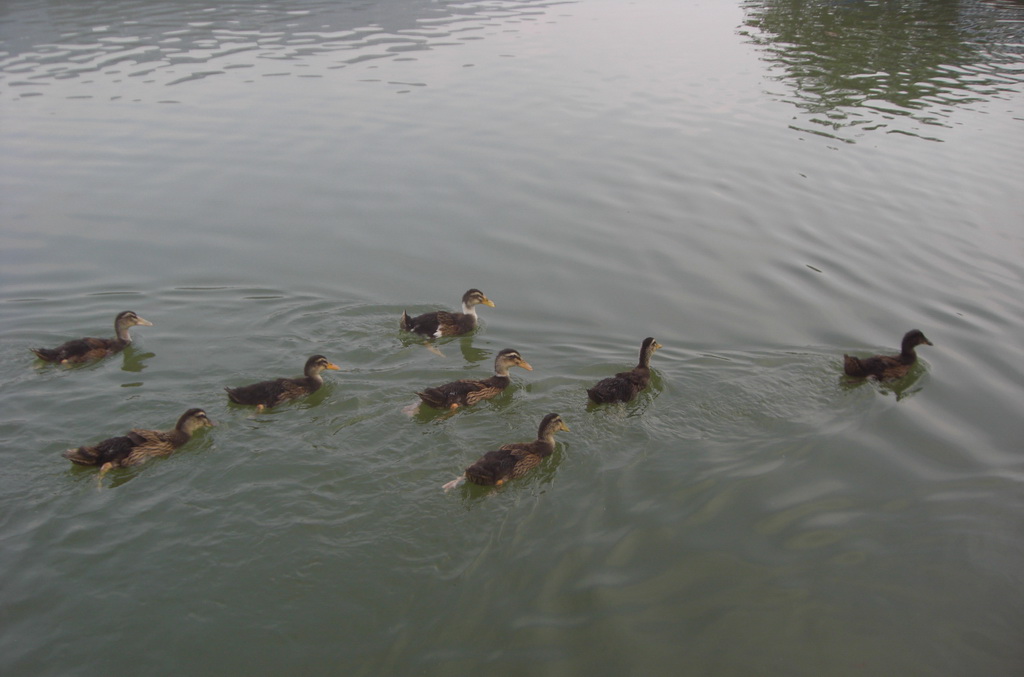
left=1, top=0, right=1022, bottom=675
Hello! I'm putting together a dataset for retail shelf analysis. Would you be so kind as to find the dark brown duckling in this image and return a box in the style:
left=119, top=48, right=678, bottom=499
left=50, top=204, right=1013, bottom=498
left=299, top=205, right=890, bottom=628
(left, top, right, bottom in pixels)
left=843, top=329, right=933, bottom=380
left=443, top=413, right=570, bottom=491
left=400, top=288, right=495, bottom=338
left=32, top=310, right=153, bottom=364
left=225, top=355, right=340, bottom=410
left=63, top=408, right=213, bottom=475
left=417, top=348, right=533, bottom=410
left=587, top=337, right=662, bottom=404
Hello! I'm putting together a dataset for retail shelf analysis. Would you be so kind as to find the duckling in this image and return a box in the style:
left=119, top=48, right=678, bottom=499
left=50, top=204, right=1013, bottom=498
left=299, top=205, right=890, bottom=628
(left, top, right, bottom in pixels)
left=417, top=348, right=532, bottom=410
left=32, top=310, right=153, bottom=364
left=844, top=329, right=933, bottom=380
left=443, top=413, right=570, bottom=491
left=587, top=337, right=662, bottom=404
left=400, top=289, right=494, bottom=338
left=63, top=408, right=213, bottom=475
left=225, top=355, right=340, bottom=410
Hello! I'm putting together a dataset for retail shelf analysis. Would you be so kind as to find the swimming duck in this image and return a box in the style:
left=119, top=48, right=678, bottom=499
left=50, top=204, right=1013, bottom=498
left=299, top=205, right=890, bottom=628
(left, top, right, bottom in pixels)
left=417, top=348, right=532, bottom=410
left=587, top=337, right=662, bottom=404
left=843, top=329, right=933, bottom=380
left=63, top=408, right=213, bottom=475
left=225, top=355, right=340, bottom=410
left=32, top=310, right=153, bottom=364
left=443, top=413, right=570, bottom=491
left=400, top=289, right=494, bottom=338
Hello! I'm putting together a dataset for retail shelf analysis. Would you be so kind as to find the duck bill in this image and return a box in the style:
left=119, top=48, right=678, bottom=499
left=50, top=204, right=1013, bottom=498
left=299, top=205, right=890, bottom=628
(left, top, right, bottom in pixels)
left=136, top=317, right=154, bottom=326
left=560, top=422, right=571, bottom=432
left=518, top=361, right=534, bottom=371
left=326, top=363, right=341, bottom=370
left=482, top=298, right=496, bottom=307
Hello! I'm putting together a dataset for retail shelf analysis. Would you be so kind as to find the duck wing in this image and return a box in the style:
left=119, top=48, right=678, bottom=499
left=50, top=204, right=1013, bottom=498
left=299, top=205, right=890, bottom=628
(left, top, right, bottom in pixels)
left=226, top=376, right=314, bottom=407
left=417, top=376, right=507, bottom=408
left=401, top=308, right=477, bottom=337
left=587, top=369, right=648, bottom=403
left=401, top=310, right=442, bottom=337
left=33, top=337, right=124, bottom=363
left=844, top=354, right=901, bottom=379
left=63, top=434, right=138, bottom=466
left=120, top=428, right=181, bottom=464
left=464, top=438, right=552, bottom=486
left=434, top=311, right=475, bottom=336
left=464, top=447, right=521, bottom=485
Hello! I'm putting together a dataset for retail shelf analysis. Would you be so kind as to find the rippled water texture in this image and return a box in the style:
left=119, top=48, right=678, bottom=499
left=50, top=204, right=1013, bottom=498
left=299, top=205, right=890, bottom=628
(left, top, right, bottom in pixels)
left=1, top=0, right=1023, bottom=675
left=2, top=0, right=544, bottom=98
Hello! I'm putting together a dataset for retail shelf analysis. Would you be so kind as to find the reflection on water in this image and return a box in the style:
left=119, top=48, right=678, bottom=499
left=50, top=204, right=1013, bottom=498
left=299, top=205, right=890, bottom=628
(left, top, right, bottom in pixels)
left=0, top=0, right=566, bottom=100
left=121, top=349, right=154, bottom=373
left=839, top=368, right=928, bottom=401
left=398, top=334, right=492, bottom=363
left=741, top=0, right=1024, bottom=142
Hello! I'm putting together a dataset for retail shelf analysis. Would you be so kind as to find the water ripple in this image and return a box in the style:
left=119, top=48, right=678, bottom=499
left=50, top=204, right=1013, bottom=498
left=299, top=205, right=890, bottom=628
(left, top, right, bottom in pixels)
left=0, top=0, right=570, bottom=100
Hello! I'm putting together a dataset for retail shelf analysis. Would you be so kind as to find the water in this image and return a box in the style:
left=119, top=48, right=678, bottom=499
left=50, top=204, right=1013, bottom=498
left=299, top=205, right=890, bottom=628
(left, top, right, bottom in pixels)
left=2, top=0, right=1023, bottom=674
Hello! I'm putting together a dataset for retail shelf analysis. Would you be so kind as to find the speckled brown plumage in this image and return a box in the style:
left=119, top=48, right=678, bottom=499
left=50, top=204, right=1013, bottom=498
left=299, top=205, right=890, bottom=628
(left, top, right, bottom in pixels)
left=63, top=408, right=213, bottom=472
left=400, top=289, right=494, bottom=338
left=843, top=329, right=933, bottom=380
left=417, top=348, right=532, bottom=410
left=225, top=355, right=340, bottom=410
left=443, top=413, right=569, bottom=490
left=32, top=311, right=152, bottom=364
left=587, top=337, right=662, bottom=404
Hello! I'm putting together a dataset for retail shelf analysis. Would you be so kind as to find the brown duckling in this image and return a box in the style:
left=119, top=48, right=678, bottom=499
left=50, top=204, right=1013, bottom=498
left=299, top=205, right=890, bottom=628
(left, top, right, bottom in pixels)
left=32, top=310, right=153, bottom=364
left=400, top=288, right=495, bottom=338
left=225, top=355, right=340, bottom=410
left=587, top=337, right=662, bottom=404
left=417, top=348, right=533, bottom=410
left=443, top=413, right=570, bottom=491
left=843, top=329, right=933, bottom=380
left=63, top=408, right=213, bottom=475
